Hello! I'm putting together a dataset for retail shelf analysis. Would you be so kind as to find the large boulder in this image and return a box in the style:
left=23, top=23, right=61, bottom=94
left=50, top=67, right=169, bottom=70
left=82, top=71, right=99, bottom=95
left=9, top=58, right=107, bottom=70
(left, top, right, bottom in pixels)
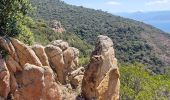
left=82, top=35, right=120, bottom=100
left=45, top=45, right=65, bottom=84
left=10, top=38, right=42, bottom=67
left=0, top=56, right=10, bottom=98
left=14, top=64, right=61, bottom=100
left=32, top=45, right=50, bottom=66
left=14, top=64, right=45, bottom=100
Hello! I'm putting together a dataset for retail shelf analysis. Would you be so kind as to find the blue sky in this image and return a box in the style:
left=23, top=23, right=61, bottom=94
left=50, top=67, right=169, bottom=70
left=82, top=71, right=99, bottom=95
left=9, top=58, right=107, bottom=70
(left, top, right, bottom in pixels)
left=62, top=0, right=170, bottom=13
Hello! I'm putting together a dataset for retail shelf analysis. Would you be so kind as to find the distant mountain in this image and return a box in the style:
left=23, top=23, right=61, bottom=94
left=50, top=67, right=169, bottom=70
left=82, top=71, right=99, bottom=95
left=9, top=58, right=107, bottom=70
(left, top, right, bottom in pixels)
left=30, top=0, right=170, bottom=73
left=116, top=11, right=170, bottom=32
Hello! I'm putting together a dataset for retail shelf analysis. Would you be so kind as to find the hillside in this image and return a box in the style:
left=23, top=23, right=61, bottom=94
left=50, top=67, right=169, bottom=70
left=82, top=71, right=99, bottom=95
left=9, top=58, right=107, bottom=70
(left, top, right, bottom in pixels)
left=30, top=0, right=170, bottom=73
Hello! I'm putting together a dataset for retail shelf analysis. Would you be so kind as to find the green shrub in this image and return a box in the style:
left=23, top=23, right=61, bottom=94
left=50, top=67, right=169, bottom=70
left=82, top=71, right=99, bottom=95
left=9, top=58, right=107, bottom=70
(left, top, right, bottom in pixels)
left=120, top=63, right=170, bottom=99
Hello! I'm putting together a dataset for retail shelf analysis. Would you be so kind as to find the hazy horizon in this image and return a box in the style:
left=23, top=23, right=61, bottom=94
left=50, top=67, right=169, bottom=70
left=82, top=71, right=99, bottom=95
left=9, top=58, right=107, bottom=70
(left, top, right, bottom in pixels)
left=62, top=0, right=170, bottom=13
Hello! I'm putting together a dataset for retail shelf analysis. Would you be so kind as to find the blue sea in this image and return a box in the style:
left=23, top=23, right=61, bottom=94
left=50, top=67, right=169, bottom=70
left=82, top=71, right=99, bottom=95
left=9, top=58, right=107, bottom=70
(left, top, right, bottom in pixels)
left=145, top=21, right=170, bottom=33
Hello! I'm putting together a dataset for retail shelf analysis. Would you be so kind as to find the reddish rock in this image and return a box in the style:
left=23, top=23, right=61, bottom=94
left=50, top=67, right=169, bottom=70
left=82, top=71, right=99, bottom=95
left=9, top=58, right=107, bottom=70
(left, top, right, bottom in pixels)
left=45, top=45, right=65, bottom=84
left=14, top=64, right=45, bottom=100
left=10, top=73, right=17, bottom=94
left=32, top=44, right=50, bottom=66
left=0, top=37, right=19, bottom=62
left=6, top=56, right=22, bottom=73
left=0, top=56, right=10, bottom=98
left=14, top=64, right=61, bottom=100
left=82, top=35, right=120, bottom=100
left=43, top=66, right=62, bottom=100
left=10, top=38, right=42, bottom=67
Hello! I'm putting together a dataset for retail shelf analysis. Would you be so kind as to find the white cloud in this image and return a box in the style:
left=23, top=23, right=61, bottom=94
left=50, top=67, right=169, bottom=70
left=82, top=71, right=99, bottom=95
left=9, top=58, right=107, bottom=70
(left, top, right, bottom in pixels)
left=146, top=0, right=170, bottom=6
left=106, top=1, right=121, bottom=5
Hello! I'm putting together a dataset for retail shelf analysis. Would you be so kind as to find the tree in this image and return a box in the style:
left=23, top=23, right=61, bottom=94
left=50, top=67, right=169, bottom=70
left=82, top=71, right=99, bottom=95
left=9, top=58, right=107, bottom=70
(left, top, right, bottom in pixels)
left=0, top=0, right=34, bottom=44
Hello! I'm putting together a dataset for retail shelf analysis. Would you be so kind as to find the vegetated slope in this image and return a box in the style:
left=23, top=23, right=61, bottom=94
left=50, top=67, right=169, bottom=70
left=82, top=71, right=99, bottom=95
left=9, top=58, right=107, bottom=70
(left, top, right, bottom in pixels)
left=27, top=19, right=92, bottom=56
left=30, top=0, right=170, bottom=73
left=120, top=63, right=170, bottom=99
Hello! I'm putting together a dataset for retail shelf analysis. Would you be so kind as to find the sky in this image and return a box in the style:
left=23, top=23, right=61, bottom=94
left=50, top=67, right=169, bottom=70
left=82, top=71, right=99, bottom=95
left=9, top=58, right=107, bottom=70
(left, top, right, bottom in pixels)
left=62, top=0, right=170, bottom=13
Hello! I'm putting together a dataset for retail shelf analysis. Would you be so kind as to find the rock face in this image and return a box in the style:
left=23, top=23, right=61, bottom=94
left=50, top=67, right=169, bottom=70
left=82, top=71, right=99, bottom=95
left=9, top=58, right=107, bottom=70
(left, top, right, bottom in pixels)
left=82, top=35, right=120, bottom=100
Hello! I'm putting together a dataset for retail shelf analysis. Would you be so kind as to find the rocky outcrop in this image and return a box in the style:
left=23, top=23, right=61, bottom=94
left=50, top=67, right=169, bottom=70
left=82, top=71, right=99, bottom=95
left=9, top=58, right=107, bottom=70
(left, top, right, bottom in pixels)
left=0, top=36, right=80, bottom=99
left=50, top=20, right=65, bottom=33
left=82, top=35, right=120, bottom=100
left=45, top=41, right=79, bottom=84
left=0, top=35, right=120, bottom=100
